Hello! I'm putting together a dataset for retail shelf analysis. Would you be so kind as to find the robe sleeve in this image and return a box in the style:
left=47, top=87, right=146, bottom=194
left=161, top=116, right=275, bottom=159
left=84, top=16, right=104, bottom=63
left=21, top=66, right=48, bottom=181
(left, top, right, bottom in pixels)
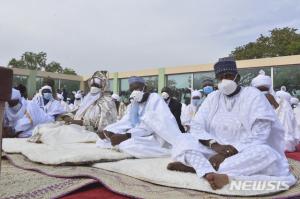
left=234, top=119, right=271, bottom=152
left=141, top=93, right=182, bottom=145
left=181, top=105, right=193, bottom=126
left=104, top=104, right=133, bottom=134
left=14, top=117, right=32, bottom=133
left=97, top=99, right=118, bottom=132
left=190, top=97, right=217, bottom=141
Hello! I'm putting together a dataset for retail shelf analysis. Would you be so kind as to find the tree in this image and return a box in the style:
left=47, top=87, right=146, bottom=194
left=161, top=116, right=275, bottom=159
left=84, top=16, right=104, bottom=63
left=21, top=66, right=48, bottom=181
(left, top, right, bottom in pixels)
left=231, top=27, right=300, bottom=59
left=8, top=51, right=47, bottom=70
left=45, top=61, right=63, bottom=73
left=8, top=51, right=78, bottom=75
left=63, top=67, right=77, bottom=75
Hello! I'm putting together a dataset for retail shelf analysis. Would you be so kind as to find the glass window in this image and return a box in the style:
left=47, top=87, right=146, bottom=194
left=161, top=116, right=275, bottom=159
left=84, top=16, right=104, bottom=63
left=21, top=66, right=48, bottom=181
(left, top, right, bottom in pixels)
left=119, top=78, right=130, bottom=102
left=108, top=79, right=113, bottom=92
left=144, top=76, right=158, bottom=92
left=60, top=79, right=80, bottom=99
left=36, top=77, right=44, bottom=91
left=274, top=65, right=300, bottom=98
left=238, top=67, right=271, bottom=86
left=166, top=73, right=192, bottom=104
left=13, top=75, right=28, bottom=87
left=193, top=71, right=215, bottom=90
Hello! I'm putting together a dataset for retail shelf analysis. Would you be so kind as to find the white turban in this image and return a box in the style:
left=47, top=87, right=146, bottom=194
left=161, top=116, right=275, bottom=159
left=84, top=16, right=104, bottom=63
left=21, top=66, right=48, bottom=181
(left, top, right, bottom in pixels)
left=11, top=88, right=22, bottom=101
left=191, top=90, right=202, bottom=98
left=291, top=97, right=299, bottom=105
left=251, top=70, right=272, bottom=89
left=41, top=85, right=52, bottom=92
left=112, top=93, right=120, bottom=101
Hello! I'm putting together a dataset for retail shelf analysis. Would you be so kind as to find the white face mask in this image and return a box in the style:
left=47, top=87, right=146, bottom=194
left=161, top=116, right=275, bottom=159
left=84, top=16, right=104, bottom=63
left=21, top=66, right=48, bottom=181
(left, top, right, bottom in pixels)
left=161, top=92, right=170, bottom=100
left=11, top=102, right=21, bottom=112
left=90, top=86, right=101, bottom=94
left=261, top=91, right=269, bottom=95
left=130, top=90, right=144, bottom=103
left=217, top=75, right=238, bottom=96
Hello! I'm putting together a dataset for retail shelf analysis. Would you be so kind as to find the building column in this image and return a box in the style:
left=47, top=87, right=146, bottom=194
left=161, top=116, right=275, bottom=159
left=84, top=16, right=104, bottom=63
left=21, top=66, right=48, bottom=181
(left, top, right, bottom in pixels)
left=112, top=72, right=119, bottom=94
left=158, top=68, right=165, bottom=93
left=26, top=70, right=37, bottom=99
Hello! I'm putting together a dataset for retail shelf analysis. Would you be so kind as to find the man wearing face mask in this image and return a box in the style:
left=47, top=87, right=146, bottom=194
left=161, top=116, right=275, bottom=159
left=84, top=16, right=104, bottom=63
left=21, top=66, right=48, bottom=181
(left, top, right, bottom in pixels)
left=62, top=71, right=118, bottom=134
left=97, top=76, right=182, bottom=158
left=161, top=87, right=185, bottom=133
left=202, top=78, right=214, bottom=97
left=37, top=86, right=66, bottom=119
left=251, top=71, right=299, bottom=152
left=70, top=90, right=83, bottom=112
left=167, top=57, right=296, bottom=190
left=181, top=90, right=203, bottom=132
left=3, top=88, right=54, bottom=138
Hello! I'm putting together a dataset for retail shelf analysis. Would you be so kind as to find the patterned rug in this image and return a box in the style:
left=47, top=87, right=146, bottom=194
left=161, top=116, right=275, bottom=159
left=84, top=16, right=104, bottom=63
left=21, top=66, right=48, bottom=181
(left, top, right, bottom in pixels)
left=0, top=157, right=96, bottom=199
left=3, top=153, right=300, bottom=199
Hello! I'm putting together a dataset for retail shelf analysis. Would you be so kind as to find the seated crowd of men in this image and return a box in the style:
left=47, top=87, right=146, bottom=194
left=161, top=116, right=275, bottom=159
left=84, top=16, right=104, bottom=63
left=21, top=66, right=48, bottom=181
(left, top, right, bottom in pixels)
left=2, top=57, right=300, bottom=190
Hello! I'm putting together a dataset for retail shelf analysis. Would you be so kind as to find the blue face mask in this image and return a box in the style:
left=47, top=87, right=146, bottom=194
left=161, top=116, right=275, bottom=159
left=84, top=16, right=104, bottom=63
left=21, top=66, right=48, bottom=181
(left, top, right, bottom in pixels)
left=203, top=86, right=213, bottom=95
left=43, top=93, right=53, bottom=101
left=192, top=99, right=202, bottom=107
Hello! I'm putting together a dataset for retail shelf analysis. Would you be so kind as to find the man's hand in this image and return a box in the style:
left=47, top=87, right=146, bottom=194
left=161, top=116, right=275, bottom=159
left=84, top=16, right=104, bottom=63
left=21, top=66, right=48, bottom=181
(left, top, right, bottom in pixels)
left=103, top=130, right=114, bottom=139
left=209, top=154, right=227, bottom=171
left=63, top=116, right=72, bottom=123
left=110, top=134, right=130, bottom=146
left=98, top=131, right=106, bottom=140
left=211, top=143, right=238, bottom=158
left=3, top=127, right=14, bottom=138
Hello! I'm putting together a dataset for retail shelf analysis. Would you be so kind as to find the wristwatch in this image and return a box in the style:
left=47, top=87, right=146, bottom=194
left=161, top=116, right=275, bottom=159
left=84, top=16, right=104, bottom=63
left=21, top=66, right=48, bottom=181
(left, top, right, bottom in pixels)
left=208, top=139, right=217, bottom=148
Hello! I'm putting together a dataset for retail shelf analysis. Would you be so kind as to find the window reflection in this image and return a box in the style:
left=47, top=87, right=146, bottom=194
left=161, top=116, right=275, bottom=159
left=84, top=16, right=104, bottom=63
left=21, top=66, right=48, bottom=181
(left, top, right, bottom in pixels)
left=193, top=72, right=215, bottom=90
left=13, top=75, right=28, bottom=87
left=238, top=67, right=271, bottom=86
left=166, top=74, right=192, bottom=104
left=274, top=65, right=300, bottom=98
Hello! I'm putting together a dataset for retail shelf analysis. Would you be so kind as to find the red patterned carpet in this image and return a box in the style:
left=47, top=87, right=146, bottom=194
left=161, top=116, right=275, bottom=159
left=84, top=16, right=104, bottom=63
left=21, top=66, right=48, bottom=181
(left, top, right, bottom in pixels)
left=62, top=182, right=130, bottom=199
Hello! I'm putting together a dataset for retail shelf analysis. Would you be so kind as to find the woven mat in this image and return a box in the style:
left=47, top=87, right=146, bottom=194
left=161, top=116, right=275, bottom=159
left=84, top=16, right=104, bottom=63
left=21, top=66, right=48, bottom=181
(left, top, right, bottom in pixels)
left=4, top=153, right=300, bottom=199
left=0, top=157, right=96, bottom=199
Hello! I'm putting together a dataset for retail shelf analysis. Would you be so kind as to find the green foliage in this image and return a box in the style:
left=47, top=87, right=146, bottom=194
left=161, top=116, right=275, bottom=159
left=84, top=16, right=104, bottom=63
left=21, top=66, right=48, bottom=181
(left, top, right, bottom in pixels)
left=231, top=27, right=300, bottom=59
left=45, top=61, right=63, bottom=73
left=8, top=52, right=77, bottom=75
left=63, top=67, right=77, bottom=75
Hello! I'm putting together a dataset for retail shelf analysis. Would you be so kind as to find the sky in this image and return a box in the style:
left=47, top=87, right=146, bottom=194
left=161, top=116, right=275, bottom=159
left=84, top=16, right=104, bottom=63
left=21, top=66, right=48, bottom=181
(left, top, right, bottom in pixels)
left=0, top=0, right=300, bottom=76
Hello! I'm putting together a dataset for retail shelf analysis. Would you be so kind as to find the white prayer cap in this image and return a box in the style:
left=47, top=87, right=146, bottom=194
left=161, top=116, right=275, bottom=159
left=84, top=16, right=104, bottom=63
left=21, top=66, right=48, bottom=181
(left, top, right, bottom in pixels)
left=11, top=88, right=22, bottom=101
left=191, top=90, right=202, bottom=98
left=281, top=85, right=287, bottom=92
left=251, top=70, right=272, bottom=89
left=56, top=93, right=64, bottom=100
left=41, top=85, right=52, bottom=92
left=291, top=97, right=299, bottom=105
left=112, top=93, right=120, bottom=101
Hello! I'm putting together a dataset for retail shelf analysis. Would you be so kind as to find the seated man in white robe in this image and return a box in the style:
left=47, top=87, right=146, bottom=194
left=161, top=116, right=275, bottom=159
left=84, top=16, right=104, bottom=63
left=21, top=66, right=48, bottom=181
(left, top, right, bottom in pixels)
left=181, top=90, right=203, bottom=132
left=64, top=71, right=118, bottom=135
left=167, top=57, right=296, bottom=190
left=3, top=88, right=54, bottom=138
left=56, top=93, right=71, bottom=113
left=34, top=86, right=66, bottom=120
left=70, top=90, right=83, bottom=112
left=97, top=76, right=182, bottom=158
left=251, top=71, right=299, bottom=152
